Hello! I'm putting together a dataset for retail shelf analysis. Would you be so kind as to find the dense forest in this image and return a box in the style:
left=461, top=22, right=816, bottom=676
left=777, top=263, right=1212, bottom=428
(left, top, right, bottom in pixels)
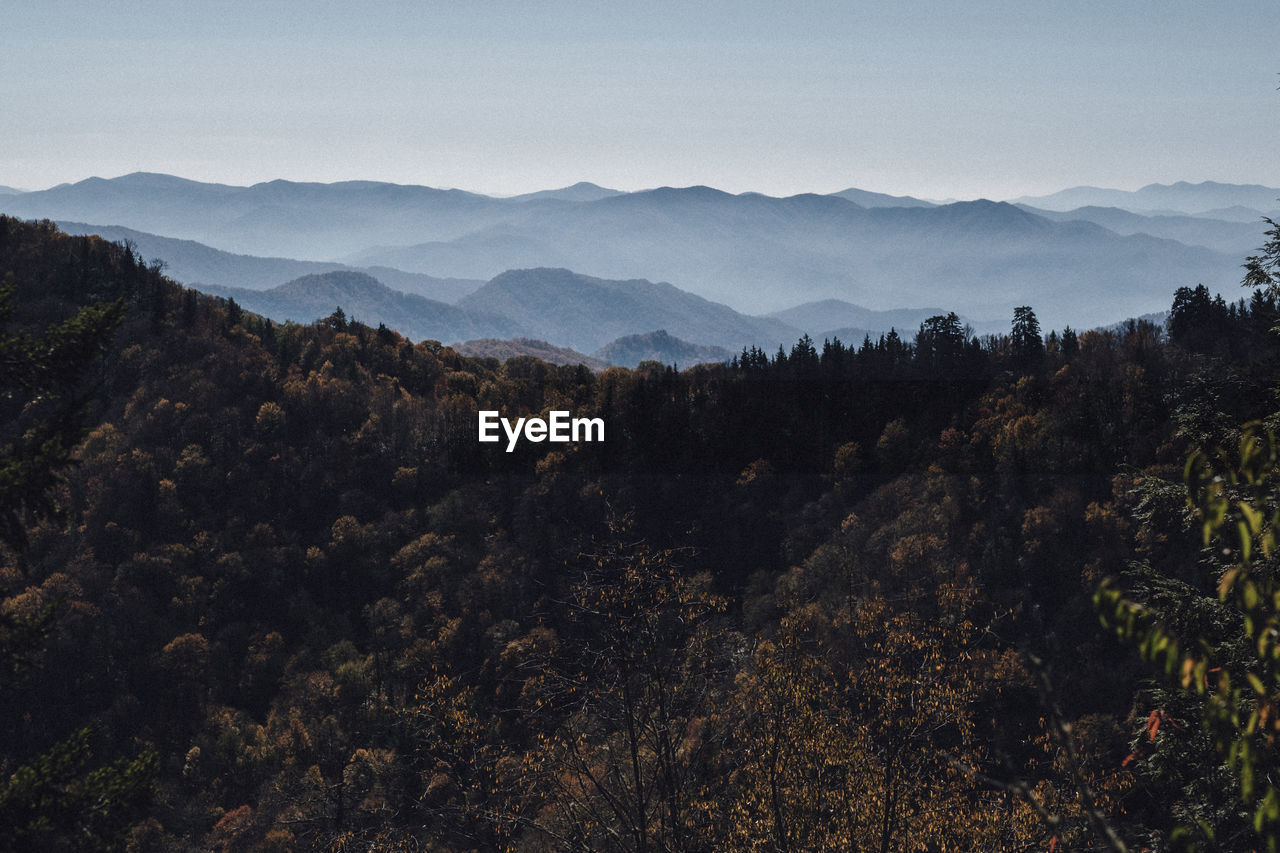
left=4, top=213, right=1280, bottom=851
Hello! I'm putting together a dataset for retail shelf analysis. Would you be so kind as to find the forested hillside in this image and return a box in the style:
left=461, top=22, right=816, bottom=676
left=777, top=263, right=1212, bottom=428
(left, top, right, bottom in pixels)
left=4, top=214, right=1280, bottom=851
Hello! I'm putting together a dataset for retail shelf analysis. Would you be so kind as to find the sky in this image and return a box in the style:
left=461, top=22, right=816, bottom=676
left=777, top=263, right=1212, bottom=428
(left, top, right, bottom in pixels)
left=3, top=0, right=1278, bottom=200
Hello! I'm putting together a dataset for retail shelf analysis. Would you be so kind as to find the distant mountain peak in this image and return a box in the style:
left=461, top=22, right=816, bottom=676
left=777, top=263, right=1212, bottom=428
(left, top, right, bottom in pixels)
left=493, top=266, right=553, bottom=279
left=457, top=267, right=797, bottom=354
left=642, top=185, right=734, bottom=201
left=1139, top=179, right=1268, bottom=192
left=562, top=181, right=614, bottom=192
left=1013, top=180, right=1280, bottom=215
left=112, top=171, right=230, bottom=189
left=112, top=171, right=179, bottom=183
left=504, top=182, right=623, bottom=203
left=828, top=187, right=936, bottom=209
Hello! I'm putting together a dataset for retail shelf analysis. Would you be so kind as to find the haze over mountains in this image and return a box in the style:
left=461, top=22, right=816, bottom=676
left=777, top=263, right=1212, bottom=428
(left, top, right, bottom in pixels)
left=828, top=187, right=936, bottom=208
left=1014, top=207, right=1266, bottom=257
left=503, top=182, right=625, bottom=204
left=2, top=173, right=1274, bottom=362
left=1012, top=181, right=1280, bottom=217
left=456, top=268, right=797, bottom=353
left=203, top=268, right=805, bottom=360
left=198, top=271, right=519, bottom=345
left=53, top=221, right=483, bottom=303
left=766, top=299, right=958, bottom=336
left=347, top=190, right=1240, bottom=324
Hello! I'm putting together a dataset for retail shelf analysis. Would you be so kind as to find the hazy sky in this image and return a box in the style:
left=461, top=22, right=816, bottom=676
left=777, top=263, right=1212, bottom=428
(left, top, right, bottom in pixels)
left=3, top=1, right=1278, bottom=199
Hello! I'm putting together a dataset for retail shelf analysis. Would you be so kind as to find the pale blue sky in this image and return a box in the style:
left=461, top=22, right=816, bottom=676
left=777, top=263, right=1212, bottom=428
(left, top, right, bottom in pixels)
left=3, top=1, right=1277, bottom=198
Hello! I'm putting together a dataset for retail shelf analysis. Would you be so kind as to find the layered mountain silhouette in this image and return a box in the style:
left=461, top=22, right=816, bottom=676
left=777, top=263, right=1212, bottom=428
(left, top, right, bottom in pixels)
left=2, top=172, right=1264, bottom=331
left=1012, top=180, right=1280, bottom=217
left=3, top=173, right=518, bottom=258
left=45, top=219, right=994, bottom=353
left=456, top=268, right=798, bottom=353
left=54, top=221, right=483, bottom=303
left=350, top=191, right=1238, bottom=327
left=503, top=182, right=624, bottom=203
left=1012, top=206, right=1270, bottom=258
left=766, top=299, right=973, bottom=337
left=827, top=188, right=935, bottom=208
left=190, top=267, right=804, bottom=359
left=198, top=271, right=518, bottom=343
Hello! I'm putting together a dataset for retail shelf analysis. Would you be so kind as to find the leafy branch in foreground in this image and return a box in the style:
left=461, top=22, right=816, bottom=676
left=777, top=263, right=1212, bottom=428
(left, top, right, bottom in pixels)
left=1097, top=422, right=1280, bottom=850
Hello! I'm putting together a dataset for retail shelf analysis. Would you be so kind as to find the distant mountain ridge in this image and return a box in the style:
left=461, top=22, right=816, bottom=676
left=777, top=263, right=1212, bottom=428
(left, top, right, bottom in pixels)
left=1011, top=180, right=1280, bottom=216
left=1194, top=205, right=1280, bottom=223
left=54, top=221, right=484, bottom=303
left=2, top=172, right=510, bottom=258
left=456, top=268, right=799, bottom=353
left=503, top=182, right=623, bottom=203
left=190, top=266, right=802, bottom=355
left=1014, top=205, right=1271, bottom=257
left=349, top=191, right=1235, bottom=327
left=766, top=299, right=977, bottom=337
left=0, top=172, right=1252, bottom=330
left=199, top=271, right=517, bottom=343
left=827, top=187, right=935, bottom=208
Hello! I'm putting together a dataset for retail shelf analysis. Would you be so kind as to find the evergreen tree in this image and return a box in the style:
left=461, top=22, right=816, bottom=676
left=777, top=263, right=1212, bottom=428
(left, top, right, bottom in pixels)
left=1011, top=305, right=1043, bottom=370
left=1061, top=326, right=1079, bottom=361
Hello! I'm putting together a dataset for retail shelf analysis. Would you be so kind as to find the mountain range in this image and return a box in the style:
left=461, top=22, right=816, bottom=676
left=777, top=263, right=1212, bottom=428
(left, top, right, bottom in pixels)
left=2, top=173, right=1273, bottom=343
left=1012, top=180, right=1280, bottom=217
left=198, top=271, right=517, bottom=344
left=30, top=217, right=966, bottom=367
left=1014, top=206, right=1270, bottom=257
left=766, top=299, right=965, bottom=335
left=503, top=182, right=624, bottom=203
left=203, top=268, right=806, bottom=356
left=347, top=190, right=1238, bottom=326
left=828, top=187, right=936, bottom=208
left=54, top=221, right=482, bottom=303
left=456, top=268, right=798, bottom=353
